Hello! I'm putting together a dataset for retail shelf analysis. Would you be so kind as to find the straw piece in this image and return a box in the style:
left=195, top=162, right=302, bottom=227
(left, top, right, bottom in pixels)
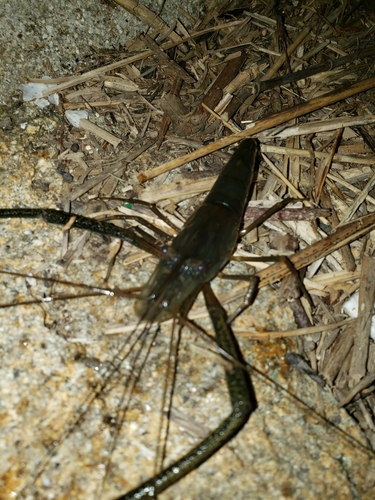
left=201, top=103, right=240, bottom=133
left=339, top=172, right=375, bottom=224
left=103, top=77, right=139, bottom=92
left=262, top=144, right=375, bottom=164
left=78, top=119, right=122, bottom=148
left=348, top=256, right=375, bottom=385
left=260, top=115, right=375, bottom=139
left=314, top=128, right=343, bottom=202
left=337, top=372, right=375, bottom=408
left=327, top=173, right=375, bottom=206
left=260, top=23, right=315, bottom=82
left=261, top=153, right=304, bottom=199
left=255, top=213, right=375, bottom=289
left=234, top=318, right=356, bottom=339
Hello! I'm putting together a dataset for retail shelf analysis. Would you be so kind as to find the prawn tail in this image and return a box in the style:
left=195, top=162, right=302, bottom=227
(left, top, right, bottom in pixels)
left=204, top=138, right=259, bottom=218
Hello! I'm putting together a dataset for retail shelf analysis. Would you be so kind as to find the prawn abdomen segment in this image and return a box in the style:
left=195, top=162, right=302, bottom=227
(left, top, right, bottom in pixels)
left=172, top=203, right=241, bottom=271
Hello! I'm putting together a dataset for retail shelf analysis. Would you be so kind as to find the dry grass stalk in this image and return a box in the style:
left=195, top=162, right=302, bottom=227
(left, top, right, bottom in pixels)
left=338, top=373, right=375, bottom=409
left=258, top=213, right=375, bottom=287
left=78, top=119, right=122, bottom=148
left=349, top=256, right=375, bottom=385
left=262, top=144, right=375, bottom=164
left=314, top=128, right=343, bottom=202
left=259, top=115, right=375, bottom=139
left=236, top=318, right=356, bottom=340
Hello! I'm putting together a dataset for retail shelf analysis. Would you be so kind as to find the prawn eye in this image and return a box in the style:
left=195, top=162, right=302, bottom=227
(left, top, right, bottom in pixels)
left=161, top=245, right=177, bottom=259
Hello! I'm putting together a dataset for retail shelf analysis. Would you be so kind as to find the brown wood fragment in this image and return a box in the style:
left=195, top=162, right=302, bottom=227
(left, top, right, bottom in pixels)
left=202, top=51, right=247, bottom=117
left=320, top=322, right=355, bottom=386
left=348, top=256, right=375, bottom=385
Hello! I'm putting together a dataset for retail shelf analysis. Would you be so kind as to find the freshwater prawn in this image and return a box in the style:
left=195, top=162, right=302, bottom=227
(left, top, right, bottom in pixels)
left=123, top=139, right=260, bottom=498
left=1, top=138, right=373, bottom=499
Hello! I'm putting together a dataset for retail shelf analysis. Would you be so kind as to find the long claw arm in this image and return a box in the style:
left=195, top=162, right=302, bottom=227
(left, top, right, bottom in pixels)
left=116, top=283, right=256, bottom=499
left=0, top=208, right=163, bottom=258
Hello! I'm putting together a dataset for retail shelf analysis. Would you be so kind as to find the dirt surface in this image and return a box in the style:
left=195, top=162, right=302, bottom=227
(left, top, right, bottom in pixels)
left=0, top=0, right=202, bottom=105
